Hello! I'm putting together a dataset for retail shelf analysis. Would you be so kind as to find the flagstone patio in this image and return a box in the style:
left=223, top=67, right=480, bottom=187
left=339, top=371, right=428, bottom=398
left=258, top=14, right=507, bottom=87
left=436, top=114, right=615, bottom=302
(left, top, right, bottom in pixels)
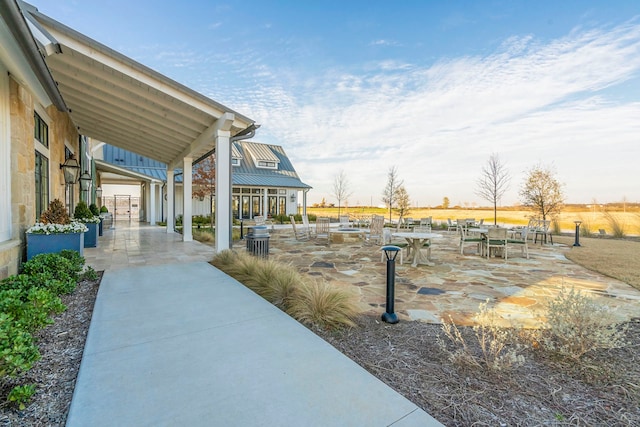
left=234, top=228, right=640, bottom=328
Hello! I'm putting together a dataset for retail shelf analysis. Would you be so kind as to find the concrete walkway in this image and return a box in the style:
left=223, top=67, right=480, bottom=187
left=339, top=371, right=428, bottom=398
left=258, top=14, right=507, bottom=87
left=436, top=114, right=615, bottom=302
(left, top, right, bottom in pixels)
left=70, top=223, right=441, bottom=426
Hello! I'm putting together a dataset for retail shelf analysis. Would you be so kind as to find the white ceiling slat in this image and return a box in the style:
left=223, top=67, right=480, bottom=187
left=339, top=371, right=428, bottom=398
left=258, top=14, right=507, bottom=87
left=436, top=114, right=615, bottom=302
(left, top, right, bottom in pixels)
left=49, top=51, right=210, bottom=129
left=68, top=109, right=186, bottom=158
left=55, top=81, right=201, bottom=143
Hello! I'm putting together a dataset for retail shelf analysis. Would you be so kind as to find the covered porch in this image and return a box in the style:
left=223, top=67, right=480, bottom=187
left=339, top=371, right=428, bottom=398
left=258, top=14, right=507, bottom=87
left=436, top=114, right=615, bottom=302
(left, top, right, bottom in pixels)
left=23, top=2, right=257, bottom=251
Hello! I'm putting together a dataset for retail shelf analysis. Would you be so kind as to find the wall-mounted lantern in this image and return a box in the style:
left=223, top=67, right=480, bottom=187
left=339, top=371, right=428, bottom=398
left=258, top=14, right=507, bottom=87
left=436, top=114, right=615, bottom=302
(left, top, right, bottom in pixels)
left=60, top=155, right=80, bottom=184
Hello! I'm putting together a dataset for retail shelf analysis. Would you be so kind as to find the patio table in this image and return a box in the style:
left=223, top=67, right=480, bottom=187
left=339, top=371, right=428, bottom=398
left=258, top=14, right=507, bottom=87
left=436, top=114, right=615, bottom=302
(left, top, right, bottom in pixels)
left=392, top=232, right=443, bottom=267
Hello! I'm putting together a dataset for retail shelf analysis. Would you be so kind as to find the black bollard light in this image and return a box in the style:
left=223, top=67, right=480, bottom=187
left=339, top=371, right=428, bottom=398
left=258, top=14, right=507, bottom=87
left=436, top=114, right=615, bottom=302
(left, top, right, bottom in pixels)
left=240, top=219, right=244, bottom=240
left=381, top=245, right=401, bottom=324
left=573, top=220, right=582, bottom=247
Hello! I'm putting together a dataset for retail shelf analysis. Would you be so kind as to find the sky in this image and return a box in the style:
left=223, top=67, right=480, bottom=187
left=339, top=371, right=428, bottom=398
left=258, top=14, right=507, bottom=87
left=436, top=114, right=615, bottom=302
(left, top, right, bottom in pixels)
left=31, top=0, right=640, bottom=207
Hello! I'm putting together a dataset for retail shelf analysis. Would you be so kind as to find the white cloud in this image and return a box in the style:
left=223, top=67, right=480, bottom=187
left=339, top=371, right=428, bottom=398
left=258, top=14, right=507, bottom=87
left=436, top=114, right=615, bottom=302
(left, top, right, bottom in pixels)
left=151, top=22, right=640, bottom=205
left=183, top=20, right=640, bottom=206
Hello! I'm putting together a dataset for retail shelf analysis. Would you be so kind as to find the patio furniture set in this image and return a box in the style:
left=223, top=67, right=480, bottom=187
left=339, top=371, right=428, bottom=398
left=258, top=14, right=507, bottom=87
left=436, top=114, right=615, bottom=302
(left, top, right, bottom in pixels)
left=288, top=214, right=552, bottom=268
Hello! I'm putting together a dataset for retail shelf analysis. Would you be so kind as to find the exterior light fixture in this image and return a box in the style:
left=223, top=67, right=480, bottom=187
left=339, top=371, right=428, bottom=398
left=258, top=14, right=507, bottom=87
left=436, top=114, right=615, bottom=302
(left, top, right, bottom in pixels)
left=573, top=220, right=582, bottom=247
left=95, top=186, right=103, bottom=198
left=60, top=155, right=80, bottom=184
left=381, top=245, right=401, bottom=324
left=290, top=193, right=296, bottom=202
left=79, top=170, right=92, bottom=191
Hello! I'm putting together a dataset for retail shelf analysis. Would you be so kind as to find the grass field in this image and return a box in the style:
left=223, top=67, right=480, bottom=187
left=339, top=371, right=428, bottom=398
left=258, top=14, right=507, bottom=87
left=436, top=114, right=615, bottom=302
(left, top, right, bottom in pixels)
left=306, top=206, right=640, bottom=236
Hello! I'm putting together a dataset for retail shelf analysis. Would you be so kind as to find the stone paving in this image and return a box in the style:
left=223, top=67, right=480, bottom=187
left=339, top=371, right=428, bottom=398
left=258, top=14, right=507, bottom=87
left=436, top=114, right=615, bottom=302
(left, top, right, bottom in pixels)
left=236, top=228, right=640, bottom=328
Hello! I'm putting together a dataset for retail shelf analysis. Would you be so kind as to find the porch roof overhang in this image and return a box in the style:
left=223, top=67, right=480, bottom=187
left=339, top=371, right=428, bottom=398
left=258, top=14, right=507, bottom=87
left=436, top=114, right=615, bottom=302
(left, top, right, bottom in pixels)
left=20, top=1, right=255, bottom=169
left=94, top=159, right=163, bottom=184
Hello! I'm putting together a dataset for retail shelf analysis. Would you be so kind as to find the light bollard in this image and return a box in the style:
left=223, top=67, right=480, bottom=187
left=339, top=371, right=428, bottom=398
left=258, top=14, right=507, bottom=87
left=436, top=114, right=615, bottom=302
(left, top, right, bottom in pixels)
left=573, top=220, right=582, bottom=247
left=381, top=245, right=401, bottom=324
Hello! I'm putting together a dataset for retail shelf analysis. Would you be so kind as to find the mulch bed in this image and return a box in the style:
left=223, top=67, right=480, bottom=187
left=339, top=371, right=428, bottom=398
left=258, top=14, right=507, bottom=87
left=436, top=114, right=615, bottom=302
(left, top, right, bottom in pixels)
left=315, top=315, right=640, bottom=426
left=0, top=274, right=101, bottom=427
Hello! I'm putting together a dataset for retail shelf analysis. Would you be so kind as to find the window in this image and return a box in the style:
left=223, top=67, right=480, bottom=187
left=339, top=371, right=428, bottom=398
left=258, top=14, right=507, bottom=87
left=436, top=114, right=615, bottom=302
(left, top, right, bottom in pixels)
left=35, top=151, right=49, bottom=219
left=34, top=112, right=48, bottom=148
left=34, top=111, right=51, bottom=220
left=231, top=158, right=240, bottom=166
left=257, top=160, right=277, bottom=169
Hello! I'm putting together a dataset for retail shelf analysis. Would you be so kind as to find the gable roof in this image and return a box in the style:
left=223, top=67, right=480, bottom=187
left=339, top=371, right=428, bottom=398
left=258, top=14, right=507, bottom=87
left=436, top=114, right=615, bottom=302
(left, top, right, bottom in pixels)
left=16, top=1, right=254, bottom=167
left=101, top=142, right=312, bottom=189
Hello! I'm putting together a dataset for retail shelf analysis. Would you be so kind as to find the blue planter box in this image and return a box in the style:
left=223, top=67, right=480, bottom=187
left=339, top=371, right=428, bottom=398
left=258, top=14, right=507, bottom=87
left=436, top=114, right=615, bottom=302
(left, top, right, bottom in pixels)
left=84, top=223, right=98, bottom=248
left=26, top=232, right=84, bottom=261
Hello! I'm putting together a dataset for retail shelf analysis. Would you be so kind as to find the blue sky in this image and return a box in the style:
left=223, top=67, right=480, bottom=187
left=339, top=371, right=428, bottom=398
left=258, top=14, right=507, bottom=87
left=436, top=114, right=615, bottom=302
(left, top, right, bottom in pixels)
left=33, top=1, right=640, bottom=206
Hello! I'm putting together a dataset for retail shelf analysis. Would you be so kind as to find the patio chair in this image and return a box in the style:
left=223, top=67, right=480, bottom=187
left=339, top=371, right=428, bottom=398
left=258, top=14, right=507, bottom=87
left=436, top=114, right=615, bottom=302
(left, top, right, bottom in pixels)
left=302, top=214, right=315, bottom=236
left=289, top=215, right=310, bottom=240
left=447, top=218, right=457, bottom=232
left=338, top=215, right=351, bottom=228
left=458, top=224, right=483, bottom=255
left=507, top=227, right=529, bottom=259
left=380, top=244, right=405, bottom=265
left=484, top=227, right=508, bottom=259
left=315, top=217, right=331, bottom=245
left=365, top=215, right=385, bottom=245
left=419, top=217, right=432, bottom=228
left=533, top=220, right=553, bottom=245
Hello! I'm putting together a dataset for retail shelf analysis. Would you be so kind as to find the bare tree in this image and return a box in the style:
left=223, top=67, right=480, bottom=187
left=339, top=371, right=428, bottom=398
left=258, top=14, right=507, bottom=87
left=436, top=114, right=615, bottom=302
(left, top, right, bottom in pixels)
left=332, top=170, right=353, bottom=217
left=382, top=166, right=403, bottom=223
left=395, top=185, right=411, bottom=224
left=476, top=153, right=510, bottom=225
left=192, top=155, right=216, bottom=227
left=519, top=163, right=564, bottom=221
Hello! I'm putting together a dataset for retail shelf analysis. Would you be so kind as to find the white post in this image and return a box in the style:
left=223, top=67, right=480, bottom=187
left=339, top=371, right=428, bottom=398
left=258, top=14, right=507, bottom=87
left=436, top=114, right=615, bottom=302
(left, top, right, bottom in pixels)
left=167, top=169, right=175, bottom=233
left=262, top=187, right=268, bottom=217
left=149, top=182, right=156, bottom=225
left=183, top=157, right=193, bottom=242
left=215, top=129, right=231, bottom=251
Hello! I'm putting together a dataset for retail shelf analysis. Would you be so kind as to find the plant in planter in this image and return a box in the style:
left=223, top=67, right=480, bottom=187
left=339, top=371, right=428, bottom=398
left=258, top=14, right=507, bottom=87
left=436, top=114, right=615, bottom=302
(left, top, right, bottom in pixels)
left=74, top=201, right=101, bottom=248
left=89, top=203, right=104, bottom=236
left=26, top=199, right=88, bottom=260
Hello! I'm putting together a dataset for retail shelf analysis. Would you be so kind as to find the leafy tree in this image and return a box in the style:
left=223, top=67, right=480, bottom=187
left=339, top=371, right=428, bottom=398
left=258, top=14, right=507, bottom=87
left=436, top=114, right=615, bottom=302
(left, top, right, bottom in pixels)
left=442, top=197, right=450, bottom=209
left=476, top=153, right=510, bottom=225
left=192, top=155, right=216, bottom=227
left=332, top=170, right=353, bottom=217
left=395, top=186, right=411, bottom=223
left=382, top=166, right=403, bottom=222
left=519, top=164, right=564, bottom=221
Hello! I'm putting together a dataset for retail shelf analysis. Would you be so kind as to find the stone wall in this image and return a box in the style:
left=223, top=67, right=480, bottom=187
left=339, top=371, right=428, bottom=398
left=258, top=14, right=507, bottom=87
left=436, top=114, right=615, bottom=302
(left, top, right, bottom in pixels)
left=0, top=76, right=79, bottom=279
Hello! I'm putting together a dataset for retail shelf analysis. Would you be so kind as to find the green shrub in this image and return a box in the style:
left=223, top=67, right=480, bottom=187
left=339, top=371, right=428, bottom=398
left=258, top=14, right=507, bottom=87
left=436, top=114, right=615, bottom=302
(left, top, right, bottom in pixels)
left=0, top=313, right=40, bottom=378
left=100, top=205, right=108, bottom=213
left=8, top=383, right=36, bottom=410
left=0, top=288, right=65, bottom=333
left=20, top=252, right=80, bottom=294
left=74, top=200, right=94, bottom=220
left=89, top=203, right=100, bottom=216
left=540, top=286, right=628, bottom=360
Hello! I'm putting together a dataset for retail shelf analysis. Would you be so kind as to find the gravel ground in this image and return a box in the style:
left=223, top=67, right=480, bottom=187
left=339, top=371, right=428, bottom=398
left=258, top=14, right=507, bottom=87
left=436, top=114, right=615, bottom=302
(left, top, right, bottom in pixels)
left=0, top=275, right=100, bottom=427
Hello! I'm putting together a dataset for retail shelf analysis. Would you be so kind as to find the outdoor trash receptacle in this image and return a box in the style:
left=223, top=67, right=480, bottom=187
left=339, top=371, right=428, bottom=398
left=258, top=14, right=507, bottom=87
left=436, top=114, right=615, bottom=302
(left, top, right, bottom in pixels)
left=246, top=226, right=270, bottom=258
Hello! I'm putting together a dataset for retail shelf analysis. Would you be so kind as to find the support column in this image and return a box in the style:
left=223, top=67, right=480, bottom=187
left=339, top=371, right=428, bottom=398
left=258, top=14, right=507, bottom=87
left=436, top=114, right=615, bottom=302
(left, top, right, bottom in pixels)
left=215, top=129, right=231, bottom=251
left=183, top=157, right=193, bottom=242
left=263, top=187, right=268, bottom=217
left=167, top=170, right=175, bottom=233
left=149, top=182, right=156, bottom=225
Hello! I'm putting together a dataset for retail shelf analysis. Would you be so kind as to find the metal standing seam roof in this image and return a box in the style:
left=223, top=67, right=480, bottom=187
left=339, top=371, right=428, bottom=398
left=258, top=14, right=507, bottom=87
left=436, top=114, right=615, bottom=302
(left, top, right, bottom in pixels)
left=101, top=143, right=312, bottom=189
